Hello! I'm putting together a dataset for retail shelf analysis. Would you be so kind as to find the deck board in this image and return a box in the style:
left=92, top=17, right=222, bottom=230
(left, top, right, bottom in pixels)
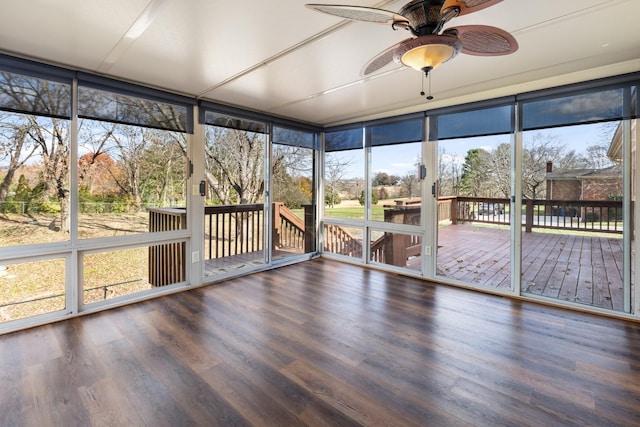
left=203, top=224, right=629, bottom=312
left=436, top=224, right=627, bottom=311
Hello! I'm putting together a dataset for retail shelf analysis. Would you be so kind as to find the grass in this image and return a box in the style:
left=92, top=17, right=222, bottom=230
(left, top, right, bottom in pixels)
left=324, top=205, right=386, bottom=220
left=0, top=212, right=153, bottom=322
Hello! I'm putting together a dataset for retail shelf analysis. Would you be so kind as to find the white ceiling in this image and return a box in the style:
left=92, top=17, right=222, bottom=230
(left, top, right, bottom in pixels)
left=1, top=0, right=640, bottom=126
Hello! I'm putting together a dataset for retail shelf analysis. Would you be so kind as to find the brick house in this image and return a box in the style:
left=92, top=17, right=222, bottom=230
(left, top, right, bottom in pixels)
left=545, top=155, right=623, bottom=221
left=546, top=162, right=623, bottom=202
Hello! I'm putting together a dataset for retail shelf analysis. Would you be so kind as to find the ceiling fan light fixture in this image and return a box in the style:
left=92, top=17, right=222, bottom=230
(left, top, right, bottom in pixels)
left=394, top=35, right=462, bottom=75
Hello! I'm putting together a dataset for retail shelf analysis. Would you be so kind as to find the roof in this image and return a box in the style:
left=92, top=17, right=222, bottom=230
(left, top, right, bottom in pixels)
left=546, top=164, right=623, bottom=180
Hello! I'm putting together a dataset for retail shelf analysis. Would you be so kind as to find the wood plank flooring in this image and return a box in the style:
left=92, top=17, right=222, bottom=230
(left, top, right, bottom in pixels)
left=2, top=258, right=640, bottom=426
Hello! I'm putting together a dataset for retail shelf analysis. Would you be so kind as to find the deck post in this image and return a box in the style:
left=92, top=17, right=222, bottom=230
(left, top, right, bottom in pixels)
left=273, top=202, right=282, bottom=249
left=304, top=204, right=315, bottom=253
left=451, top=198, right=458, bottom=225
left=383, top=206, right=409, bottom=266
left=525, top=199, right=533, bottom=232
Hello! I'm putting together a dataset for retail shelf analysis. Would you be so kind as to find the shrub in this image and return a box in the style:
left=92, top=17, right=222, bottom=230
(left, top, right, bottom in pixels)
left=358, top=190, right=379, bottom=206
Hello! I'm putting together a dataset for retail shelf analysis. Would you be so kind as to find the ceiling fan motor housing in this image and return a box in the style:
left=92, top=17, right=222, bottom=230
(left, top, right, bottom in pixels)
left=399, top=0, right=450, bottom=36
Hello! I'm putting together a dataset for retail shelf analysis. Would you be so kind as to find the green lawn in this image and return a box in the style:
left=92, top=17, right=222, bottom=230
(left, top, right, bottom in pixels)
left=324, top=205, right=386, bottom=220
left=291, top=205, right=386, bottom=220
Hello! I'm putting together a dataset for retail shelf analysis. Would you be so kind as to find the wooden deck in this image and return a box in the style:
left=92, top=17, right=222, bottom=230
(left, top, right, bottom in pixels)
left=204, top=248, right=305, bottom=276
left=203, top=224, right=629, bottom=312
left=437, top=224, right=627, bottom=311
left=3, top=259, right=640, bottom=426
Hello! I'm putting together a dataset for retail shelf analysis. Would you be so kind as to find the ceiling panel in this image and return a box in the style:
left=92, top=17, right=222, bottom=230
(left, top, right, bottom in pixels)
left=0, top=0, right=150, bottom=70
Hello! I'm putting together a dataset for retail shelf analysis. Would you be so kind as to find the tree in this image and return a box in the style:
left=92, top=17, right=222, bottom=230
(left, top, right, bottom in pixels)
left=324, top=191, right=341, bottom=207
left=0, top=114, right=38, bottom=207
left=377, top=186, right=389, bottom=200
left=272, top=144, right=313, bottom=208
left=24, top=116, right=71, bottom=231
left=489, top=143, right=511, bottom=198
left=372, top=171, right=398, bottom=186
left=459, top=148, right=492, bottom=196
left=324, top=153, right=353, bottom=208
left=0, top=73, right=71, bottom=231
left=13, top=174, right=32, bottom=213
left=358, top=190, right=378, bottom=206
left=139, top=131, right=187, bottom=206
left=205, top=127, right=266, bottom=205
left=78, top=152, right=118, bottom=195
left=437, top=146, right=463, bottom=196
left=98, top=125, right=150, bottom=211
left=521, top=133, right=565, bottom=200
left=584, top=143, right=614, bottom=169
left=400, top=171, right=419, bottom=198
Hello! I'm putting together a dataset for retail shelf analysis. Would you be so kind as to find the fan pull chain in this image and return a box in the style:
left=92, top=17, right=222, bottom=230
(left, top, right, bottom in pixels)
left=420, top=73, right=434, bottom=100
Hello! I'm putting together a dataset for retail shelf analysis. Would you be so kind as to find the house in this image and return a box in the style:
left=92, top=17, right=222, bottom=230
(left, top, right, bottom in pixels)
left=546, top=162, right=622, bottom=201
left=1, top=1, right=640, bottom=425
left=545, top=161, right=623, bottom=219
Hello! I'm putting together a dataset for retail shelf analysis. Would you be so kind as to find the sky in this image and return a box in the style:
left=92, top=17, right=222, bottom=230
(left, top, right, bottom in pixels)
left=327, top=121, right=618, bottom=180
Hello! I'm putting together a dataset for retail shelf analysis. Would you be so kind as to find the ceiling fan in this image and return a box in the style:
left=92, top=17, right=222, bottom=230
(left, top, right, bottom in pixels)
left=306, top=0, right=518, bottom=79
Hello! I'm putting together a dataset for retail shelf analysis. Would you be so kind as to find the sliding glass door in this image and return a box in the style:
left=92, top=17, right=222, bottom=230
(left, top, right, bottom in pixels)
left=202, top=114, right=267, bottom=276
left=271, top=126, right=317, bottom=262
left=519, top=85, right=636, bottom=313
left=432, top=104, right=515, bottom=291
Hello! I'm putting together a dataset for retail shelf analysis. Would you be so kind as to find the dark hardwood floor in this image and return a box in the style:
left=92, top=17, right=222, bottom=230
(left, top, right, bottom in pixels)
left=2, top=258, right=640, bottom=426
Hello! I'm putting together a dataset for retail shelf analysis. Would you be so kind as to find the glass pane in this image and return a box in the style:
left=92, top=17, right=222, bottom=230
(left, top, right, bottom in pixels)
left=369, top=230, right=422, bottom=272
left=0, top=113, right=70, bottom=246
left=367, top=117, right=423, bottom=146
left=272, top=143, right=315, bottom=260
left=204, top=125, right=266, bottom=275
left=520, top=123, right=626, bottom=311
left=0, top=258, right=65, bottom=322
left=436, top=135, right=511, bottom=290
left=273, top=126, right=317, bottom=149
left=434, top=105, right=513, bottom=140
left=0, top=69, right=71, bottom=118
left=203, top=111, right=265, bottom=134
left=324, top=149, right=364, bottom=219
left=323, top=224, right=363, bottom=260
left=325, top=127, right=362, bottom=151
left=78, top=86, right=188, bottom=132
left=522, top=88, right=624, bottom=130
left=370, top=142, right=422, bottom=223
left=83, top=245, right=182, bottom=304
left=77, top=120, right=187, bottom=239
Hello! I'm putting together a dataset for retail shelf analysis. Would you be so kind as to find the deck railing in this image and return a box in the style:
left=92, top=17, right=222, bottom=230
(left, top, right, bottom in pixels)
left=273, top=202, right=306, bottom=251
left=150, top=196, right=624, bottom=281
left=149, top=208, right=187, bottom=286
left=204, top=203, right=265, bottom=260
left=203, top=202, right=317, bottom=259
left=149, top=204, right=311, bottom=284
left=441, top=197, right=625, bottom=233
left=324, top=223, right=363, bottom=258
left=324, top=202, right=422, bottom=267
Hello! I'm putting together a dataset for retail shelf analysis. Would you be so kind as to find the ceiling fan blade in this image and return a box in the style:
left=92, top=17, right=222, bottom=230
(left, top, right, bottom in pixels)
left=441, top=0, right=503, bottom=17
left=305, top=4, right=410, bottom=26
left=361, top=38, right=413, bottom=76
left=447, top=25, right=518, bottom=56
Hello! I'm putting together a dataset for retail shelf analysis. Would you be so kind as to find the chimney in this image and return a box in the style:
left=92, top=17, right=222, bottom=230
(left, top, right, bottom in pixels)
left=546, top=161, right=553, bottom=172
